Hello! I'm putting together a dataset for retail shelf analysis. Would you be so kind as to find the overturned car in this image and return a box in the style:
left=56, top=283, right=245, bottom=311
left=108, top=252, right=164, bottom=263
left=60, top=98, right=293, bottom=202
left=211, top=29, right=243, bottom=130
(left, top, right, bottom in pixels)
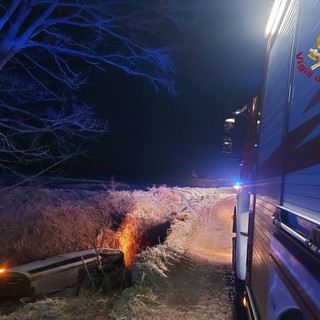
left=0, top=248, right=124, bottom=297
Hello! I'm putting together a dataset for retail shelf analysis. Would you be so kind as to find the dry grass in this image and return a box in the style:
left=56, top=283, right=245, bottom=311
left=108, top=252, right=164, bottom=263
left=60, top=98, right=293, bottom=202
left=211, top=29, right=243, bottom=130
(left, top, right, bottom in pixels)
left=0, top=185, right=235, bottom=320
left=0, top=187, right=134, bottom=267
left=110, top=187, right=235, bottom=319
left=0, top=293, right=114, bottom=320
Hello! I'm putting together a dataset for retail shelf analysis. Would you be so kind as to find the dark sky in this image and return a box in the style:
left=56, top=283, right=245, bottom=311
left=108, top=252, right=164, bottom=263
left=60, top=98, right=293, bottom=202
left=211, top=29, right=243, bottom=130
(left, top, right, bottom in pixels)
left=69, top=0, right=272, bottom=181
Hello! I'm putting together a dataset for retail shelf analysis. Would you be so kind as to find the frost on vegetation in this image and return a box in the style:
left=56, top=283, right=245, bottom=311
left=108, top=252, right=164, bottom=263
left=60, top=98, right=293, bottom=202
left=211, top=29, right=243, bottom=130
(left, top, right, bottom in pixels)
left=165, top=212, right=195, bottom=255
left=0, top=185, right=236, bottom=320
left=132, top=245, right=175, bottom=285
left=110, top=187, right=235, bottom=320
left=0, top=187, right=111, bottom=266
left=0, top=295, right=112, bottom=320
left=110, top=245, right=174, bottom=320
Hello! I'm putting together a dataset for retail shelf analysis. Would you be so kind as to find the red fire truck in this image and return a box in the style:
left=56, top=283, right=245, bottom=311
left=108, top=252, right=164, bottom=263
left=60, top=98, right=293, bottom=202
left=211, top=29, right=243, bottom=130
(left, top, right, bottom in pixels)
left=231, top=1, right=320, bottom=319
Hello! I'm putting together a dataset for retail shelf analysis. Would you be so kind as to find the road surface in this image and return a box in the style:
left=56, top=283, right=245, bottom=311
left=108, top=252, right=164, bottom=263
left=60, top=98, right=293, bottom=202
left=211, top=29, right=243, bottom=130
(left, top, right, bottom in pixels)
left=145, top=196, right=244, bottom=320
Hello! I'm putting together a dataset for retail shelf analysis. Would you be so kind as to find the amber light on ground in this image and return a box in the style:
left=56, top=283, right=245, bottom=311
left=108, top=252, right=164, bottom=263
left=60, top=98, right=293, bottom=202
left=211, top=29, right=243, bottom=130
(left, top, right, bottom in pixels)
left=242, top=296, right=247, bottom=308
left=115, top=215, right=140, bottom=266
left=0, top=268, right=5, bottom=273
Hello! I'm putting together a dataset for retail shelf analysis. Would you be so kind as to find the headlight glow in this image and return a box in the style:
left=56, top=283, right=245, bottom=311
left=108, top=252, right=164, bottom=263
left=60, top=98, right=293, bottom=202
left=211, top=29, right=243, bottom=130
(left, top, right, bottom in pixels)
left=234, top=181, right=242, bottom=190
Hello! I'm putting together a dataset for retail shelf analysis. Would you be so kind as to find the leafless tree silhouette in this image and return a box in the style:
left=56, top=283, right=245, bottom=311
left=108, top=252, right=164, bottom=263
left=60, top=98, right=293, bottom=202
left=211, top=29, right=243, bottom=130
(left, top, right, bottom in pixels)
left=0, top=0, right=191, bottom=179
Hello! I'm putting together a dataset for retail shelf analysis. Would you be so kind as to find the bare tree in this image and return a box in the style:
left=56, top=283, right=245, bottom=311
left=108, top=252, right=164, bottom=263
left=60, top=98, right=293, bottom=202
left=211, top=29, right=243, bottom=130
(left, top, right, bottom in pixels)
left=0, top=0, right=191, bottom=179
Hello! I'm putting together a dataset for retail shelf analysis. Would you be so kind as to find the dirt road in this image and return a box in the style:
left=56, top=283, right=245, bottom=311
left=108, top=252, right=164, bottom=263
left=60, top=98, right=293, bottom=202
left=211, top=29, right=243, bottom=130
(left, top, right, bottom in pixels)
left=147, top=196, right=242, bottom=320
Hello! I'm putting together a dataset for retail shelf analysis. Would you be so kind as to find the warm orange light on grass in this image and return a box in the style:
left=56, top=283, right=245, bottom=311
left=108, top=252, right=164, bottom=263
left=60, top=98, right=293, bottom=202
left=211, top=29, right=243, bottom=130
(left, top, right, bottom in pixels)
left=115, top=215, right=140, bottom=266
left=0, top=268, right=5, bottom=274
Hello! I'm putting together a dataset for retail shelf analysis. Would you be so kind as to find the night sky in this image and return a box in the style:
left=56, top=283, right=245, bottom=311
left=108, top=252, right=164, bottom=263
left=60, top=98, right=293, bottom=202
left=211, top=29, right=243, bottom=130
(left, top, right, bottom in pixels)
left=68, top=1, right=271, bottom=182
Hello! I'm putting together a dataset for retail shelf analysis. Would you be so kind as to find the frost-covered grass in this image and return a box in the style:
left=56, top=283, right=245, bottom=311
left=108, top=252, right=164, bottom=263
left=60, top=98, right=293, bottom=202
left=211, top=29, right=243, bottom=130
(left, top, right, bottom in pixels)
left=1, top=294, right=114, bottom=320
left=110, top=187, right=235, bottom=320
left=0, top=185, right=235, bottom=319
left=0, top=187, right=135, bottom=266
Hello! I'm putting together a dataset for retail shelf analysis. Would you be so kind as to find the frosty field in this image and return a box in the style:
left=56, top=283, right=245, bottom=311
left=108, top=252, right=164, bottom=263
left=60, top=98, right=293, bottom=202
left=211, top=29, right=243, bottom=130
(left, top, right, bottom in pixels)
left=0, top=185, right=238, bottom=319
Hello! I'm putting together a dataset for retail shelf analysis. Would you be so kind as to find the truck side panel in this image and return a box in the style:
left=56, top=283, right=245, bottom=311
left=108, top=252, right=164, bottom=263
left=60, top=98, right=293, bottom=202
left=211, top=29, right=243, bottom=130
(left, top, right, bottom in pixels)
left=249, top=198, right=277, bottom=318
left=246, top=0, right=320, bottom=319
left=249, top=1, right=298, bottom=318
left=282, top=0, right=320, bottom=221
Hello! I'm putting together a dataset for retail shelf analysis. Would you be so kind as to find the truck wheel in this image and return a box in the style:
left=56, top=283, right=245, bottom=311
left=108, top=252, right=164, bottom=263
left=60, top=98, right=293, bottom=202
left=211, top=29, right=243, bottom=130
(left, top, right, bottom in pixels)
left=100, top=249, right=124, bottom=266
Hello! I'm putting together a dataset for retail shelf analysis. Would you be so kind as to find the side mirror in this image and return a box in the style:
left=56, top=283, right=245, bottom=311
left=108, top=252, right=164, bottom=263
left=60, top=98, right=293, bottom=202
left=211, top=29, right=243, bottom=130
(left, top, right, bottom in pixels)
left=224, top=118, right=235, bottom=134
left=223, top=118, right=235, bottom=153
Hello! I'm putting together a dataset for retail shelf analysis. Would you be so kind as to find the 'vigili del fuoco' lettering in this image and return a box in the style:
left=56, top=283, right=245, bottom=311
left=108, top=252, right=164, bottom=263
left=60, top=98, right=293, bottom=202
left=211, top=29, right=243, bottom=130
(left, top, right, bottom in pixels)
left=296, top=52, right=313, bottom=78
